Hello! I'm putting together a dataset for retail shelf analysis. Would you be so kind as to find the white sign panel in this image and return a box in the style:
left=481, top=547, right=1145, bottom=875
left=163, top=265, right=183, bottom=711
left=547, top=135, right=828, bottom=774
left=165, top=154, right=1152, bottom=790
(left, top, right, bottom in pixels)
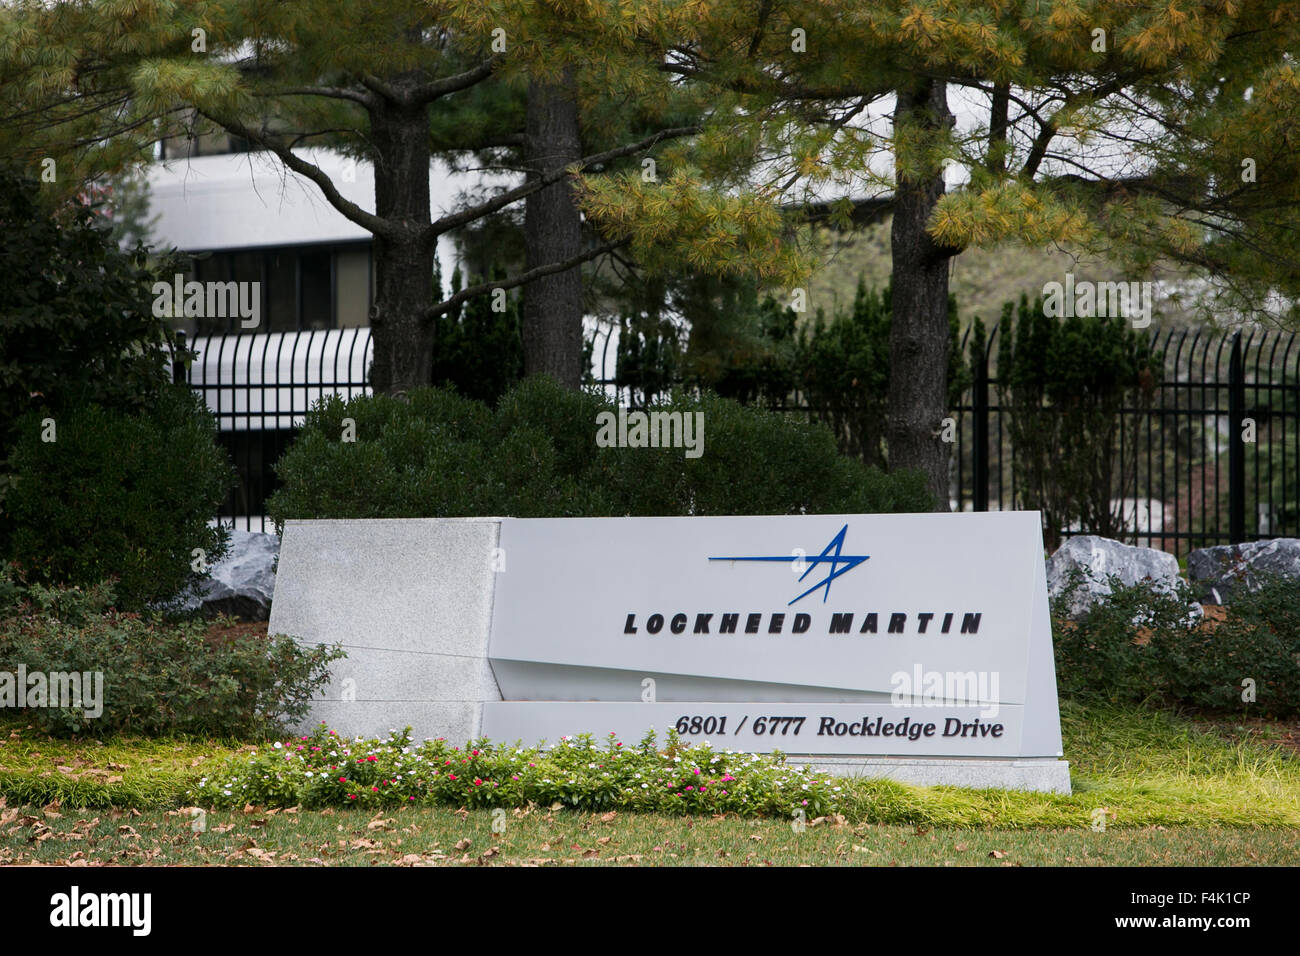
left=483, top=512, right=1063, bottom=759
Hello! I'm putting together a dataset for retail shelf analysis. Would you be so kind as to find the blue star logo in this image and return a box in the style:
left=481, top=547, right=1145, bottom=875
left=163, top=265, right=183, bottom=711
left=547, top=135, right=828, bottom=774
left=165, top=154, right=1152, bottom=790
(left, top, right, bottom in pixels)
left=709, top=523, right=870, bottom=605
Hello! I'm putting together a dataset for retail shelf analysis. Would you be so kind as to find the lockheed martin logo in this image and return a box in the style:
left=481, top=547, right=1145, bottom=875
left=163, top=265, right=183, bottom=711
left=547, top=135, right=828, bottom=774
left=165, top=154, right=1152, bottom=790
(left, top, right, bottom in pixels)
left=709, top=523, right=870, bottom=605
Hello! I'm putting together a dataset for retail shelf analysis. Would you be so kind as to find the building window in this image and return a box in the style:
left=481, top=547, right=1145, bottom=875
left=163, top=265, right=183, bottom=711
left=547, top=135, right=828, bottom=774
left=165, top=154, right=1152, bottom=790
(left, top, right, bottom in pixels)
left=185, top=243, right=370, bottom=334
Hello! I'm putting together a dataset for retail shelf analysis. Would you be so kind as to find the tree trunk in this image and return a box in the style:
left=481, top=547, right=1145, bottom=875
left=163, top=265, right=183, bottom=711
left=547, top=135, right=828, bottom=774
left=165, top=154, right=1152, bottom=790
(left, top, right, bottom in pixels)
left=368, top=92, right=435, bottom=397
left=523, top=70, right=584, bottom=387
left=888, top=79, right=959, bottom=510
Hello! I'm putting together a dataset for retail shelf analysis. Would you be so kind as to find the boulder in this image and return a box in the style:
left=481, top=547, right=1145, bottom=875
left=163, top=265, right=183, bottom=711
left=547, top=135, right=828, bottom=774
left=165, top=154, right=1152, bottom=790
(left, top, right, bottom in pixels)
left=185, top=530, right=280, bottom=620
left=1187, top=538, right=1300, bottom=604
left=1046, top=535, right=1181, bottom=619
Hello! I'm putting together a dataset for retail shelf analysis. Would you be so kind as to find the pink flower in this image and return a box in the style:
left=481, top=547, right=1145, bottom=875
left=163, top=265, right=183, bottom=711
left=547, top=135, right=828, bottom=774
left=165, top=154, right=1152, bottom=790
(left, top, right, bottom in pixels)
left=693, top=768, right=700, bottom=775
left=338, top=777, right=347, bottom=783
left=448, top=774, right=457, bottom=781
left=472, top=750, right=480, bottom=756
left=686, top=786, right=694, bottom=791
left=473, top=778, right=483, bottom=786
left=372, top=786, right=379, bottom=792
left=349, top=794, right=357, bottom=800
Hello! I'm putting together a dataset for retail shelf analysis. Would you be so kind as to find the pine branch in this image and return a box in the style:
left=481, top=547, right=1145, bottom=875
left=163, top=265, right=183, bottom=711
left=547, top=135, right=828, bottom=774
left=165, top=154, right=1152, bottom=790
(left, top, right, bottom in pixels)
left=266, top=86, right=375, bottom=108
left=424, top=237, right=628, bottom=321
left=197, top=109, right=398, bottom=239
left=408, top=55, right=502, bottom=105
left=426, top=124, right=701, bottom=239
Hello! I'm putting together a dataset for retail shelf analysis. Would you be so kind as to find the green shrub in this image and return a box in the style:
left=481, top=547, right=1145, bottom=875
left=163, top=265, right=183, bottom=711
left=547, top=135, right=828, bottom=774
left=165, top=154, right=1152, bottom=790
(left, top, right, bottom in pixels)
left=0, top=173, right=185, bottom=463
left=4, top=386, right=236, bottom=610
left=191, top=724, right=842, bottom=816
left=1051, top=572, right=1300, bottom=716
left=267, top=375, right=933, bottom=525
left=0, top=572, right=344, bottom=738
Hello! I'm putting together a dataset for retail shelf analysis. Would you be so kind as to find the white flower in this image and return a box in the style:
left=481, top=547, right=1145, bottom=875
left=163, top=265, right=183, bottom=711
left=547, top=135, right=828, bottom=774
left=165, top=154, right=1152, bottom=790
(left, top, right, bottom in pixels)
left=273, top=741, right=283, bottom=749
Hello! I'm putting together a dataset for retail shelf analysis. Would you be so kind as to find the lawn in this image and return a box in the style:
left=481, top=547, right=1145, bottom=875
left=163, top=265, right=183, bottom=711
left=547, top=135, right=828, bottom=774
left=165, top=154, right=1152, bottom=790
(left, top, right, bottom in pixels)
left=1, top=701, right=1298, bottom=866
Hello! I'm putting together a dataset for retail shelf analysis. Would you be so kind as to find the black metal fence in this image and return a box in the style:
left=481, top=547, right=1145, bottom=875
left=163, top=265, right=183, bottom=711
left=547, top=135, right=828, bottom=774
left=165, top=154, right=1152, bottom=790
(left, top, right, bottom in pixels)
left=950, top=324, right=1300, bottom=555
left=177, top=327, right=373, bottom=533
left=183, top=323, right=1300, bottom=556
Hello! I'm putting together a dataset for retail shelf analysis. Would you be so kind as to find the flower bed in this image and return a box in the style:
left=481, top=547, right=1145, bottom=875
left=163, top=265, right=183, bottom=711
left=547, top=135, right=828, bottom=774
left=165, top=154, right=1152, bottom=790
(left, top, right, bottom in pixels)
left=191, top=724, right=842, bottom=817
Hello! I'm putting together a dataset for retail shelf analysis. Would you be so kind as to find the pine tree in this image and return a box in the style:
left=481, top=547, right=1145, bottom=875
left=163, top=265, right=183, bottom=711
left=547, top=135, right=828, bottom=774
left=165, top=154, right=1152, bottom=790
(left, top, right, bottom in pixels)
left=582, top=0, right=1300, bottom=504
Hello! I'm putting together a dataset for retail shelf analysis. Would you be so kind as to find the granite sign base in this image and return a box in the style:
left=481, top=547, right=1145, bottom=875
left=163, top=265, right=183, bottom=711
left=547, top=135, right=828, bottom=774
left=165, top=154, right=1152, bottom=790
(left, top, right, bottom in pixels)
left=268, top=518, right=503, bottom=747
left=270, top=517, right=1071, bottom=795
left=796, top=756, right=1072, bottom=794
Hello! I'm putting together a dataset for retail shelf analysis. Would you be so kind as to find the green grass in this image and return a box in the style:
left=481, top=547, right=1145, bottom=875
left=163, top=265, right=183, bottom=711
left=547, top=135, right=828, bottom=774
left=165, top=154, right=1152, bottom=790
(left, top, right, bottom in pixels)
left=0, top=723, right=252, bottom=809
left=1, top=805, right=1296, bottom=866
left=1, top=701, right=1298, bottom=833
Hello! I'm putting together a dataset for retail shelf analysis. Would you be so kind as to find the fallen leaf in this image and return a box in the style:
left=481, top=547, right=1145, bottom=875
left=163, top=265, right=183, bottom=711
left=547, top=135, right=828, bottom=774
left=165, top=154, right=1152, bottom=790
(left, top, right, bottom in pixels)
left=989, top=850, right=1006, bottom=859
left=599, top=811, right=617, bottom=822
left=596, top=836, right=611, bottom=845
left=454, top=838, right=472, bottom=851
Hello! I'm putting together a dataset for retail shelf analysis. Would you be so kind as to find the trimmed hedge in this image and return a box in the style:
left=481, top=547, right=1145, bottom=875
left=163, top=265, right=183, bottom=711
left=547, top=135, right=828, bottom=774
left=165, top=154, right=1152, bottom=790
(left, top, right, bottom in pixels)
left=267, top=376, right=934, bottom=524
